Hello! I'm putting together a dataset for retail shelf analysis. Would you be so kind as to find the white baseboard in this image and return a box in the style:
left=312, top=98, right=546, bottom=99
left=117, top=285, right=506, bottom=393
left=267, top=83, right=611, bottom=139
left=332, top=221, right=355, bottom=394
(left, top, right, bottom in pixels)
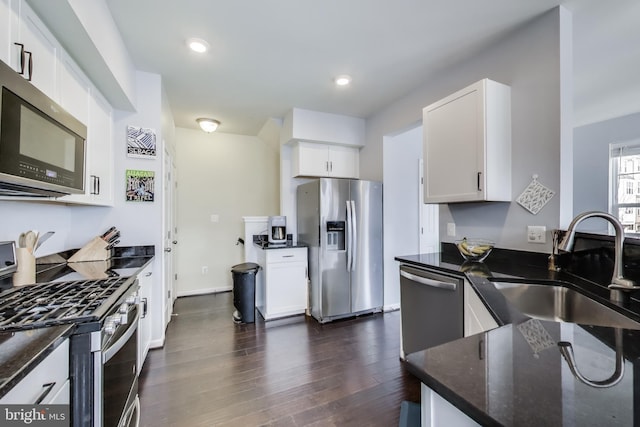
left=383, top=303, right=400, bottom=312
left=177, top=286, right=232, bottom=297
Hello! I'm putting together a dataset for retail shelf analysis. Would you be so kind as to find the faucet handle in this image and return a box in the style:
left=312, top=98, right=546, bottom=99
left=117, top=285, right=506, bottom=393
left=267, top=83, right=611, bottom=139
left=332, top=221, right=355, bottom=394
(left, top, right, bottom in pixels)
left=548, top=229, right=562, bottom=271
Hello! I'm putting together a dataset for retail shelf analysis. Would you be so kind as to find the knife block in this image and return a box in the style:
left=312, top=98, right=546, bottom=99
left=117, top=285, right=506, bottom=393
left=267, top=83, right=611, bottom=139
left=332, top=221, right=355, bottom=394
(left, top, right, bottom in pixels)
left=68, top=237, right=112, bottom=263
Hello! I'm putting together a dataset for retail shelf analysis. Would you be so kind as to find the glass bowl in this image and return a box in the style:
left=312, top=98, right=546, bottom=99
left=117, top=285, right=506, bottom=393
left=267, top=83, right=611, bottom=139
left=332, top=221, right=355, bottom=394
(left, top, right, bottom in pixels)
left=455, top=238, right=495, bottom=262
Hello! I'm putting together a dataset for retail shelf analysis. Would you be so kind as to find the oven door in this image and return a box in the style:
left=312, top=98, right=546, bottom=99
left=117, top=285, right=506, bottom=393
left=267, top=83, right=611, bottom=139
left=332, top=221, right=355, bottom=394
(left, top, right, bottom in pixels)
left=102, top=303, right=140, bottom=427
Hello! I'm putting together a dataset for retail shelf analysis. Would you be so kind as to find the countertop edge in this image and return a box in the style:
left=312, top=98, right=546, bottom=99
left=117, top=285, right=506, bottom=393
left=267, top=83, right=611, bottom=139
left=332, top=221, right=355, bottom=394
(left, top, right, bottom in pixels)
left=0, top=324, right=75, bottom=399
left=403, top=358, right=503, bottom=427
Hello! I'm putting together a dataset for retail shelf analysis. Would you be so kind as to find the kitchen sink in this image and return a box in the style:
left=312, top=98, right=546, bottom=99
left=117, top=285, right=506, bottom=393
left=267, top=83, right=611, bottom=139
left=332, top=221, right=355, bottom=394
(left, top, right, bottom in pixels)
left=491, top=281, right=640, bottom=330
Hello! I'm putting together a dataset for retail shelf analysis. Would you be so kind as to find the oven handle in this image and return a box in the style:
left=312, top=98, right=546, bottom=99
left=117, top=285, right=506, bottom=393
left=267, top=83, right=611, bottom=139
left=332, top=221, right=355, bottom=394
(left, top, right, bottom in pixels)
left=103, top=308, right=140, bottom=363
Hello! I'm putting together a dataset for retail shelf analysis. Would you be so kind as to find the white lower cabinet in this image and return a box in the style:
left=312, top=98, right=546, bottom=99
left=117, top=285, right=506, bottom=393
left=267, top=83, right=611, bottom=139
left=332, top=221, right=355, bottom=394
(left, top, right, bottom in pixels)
left=0, top=339, right=69, bottom=404
left=256, top=248, right=308, bottom=320
left=137, top=264, right=153, bottom=373
left=464, top=282, right=498, bottom=337
left=421, top=383, right=479, bottom=427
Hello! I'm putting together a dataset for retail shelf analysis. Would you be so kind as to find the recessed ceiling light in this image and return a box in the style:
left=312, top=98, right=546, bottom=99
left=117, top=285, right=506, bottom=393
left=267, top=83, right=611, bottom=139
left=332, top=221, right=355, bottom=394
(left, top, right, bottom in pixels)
left=197, top=118, right=220, bottom=133
left=187, top=38, right=210, bottom=53
left=334, top=75, right=352, bottom=86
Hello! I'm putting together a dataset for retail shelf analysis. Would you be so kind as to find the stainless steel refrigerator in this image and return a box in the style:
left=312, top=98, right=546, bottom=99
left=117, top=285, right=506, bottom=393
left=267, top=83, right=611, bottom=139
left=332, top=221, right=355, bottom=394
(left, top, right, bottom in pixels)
left=297, top=178, right=383, bottom=323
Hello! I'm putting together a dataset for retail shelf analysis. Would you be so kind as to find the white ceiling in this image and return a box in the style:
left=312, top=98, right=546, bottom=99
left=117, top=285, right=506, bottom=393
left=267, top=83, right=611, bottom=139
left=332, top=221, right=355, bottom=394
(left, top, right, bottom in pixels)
left=105, top=0, right=640, bottom=135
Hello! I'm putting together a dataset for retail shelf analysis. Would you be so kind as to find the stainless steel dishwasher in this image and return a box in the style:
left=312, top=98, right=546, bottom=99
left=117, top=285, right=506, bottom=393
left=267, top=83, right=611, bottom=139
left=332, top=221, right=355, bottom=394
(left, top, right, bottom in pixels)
left=399, top=264, right=464, bottom=360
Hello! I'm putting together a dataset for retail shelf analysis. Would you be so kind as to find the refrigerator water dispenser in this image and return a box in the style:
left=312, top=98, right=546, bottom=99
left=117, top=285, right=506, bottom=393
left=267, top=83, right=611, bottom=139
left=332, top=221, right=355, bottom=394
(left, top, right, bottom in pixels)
left=326, top=221, right=345, bottom=251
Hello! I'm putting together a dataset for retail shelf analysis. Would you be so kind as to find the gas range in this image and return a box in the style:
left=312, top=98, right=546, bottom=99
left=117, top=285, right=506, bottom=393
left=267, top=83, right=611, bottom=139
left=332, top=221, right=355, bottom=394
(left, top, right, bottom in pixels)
left=0, top=276, right=135, bottom=333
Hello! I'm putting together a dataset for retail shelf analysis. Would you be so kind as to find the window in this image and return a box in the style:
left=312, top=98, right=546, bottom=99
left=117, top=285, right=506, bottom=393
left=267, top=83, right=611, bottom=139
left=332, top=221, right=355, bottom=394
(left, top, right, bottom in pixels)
left=610, top=140, right=640, bottom=233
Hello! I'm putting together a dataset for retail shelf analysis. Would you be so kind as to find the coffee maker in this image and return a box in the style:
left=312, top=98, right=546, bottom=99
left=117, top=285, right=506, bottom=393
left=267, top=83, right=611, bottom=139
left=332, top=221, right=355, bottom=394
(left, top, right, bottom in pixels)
left=268, top=216, right=287, bottom=245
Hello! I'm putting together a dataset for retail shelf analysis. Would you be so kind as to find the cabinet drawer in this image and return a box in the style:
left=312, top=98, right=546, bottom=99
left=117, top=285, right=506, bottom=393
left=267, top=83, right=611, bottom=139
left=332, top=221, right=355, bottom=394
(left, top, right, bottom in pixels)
left=0, top=339, right=69, bottom=404
left=266, top=248, right=307, bottom=264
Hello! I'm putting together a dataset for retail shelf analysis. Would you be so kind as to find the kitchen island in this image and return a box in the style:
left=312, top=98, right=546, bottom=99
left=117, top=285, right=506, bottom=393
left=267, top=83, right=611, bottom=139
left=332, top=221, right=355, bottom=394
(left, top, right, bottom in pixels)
left=396, top=242, right=640, bottom=426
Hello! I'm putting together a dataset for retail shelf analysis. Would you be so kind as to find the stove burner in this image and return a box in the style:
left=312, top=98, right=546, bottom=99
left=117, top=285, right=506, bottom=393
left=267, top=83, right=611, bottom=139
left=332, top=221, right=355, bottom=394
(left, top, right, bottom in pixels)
left=0, top=277, right=132, bottom=331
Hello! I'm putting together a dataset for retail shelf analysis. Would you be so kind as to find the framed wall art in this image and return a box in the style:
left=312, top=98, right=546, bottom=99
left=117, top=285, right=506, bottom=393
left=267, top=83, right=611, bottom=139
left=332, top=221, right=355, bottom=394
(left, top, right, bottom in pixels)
left=127, top=125, right=156, bottom=158
left=125, top=169, right=155, bottom=202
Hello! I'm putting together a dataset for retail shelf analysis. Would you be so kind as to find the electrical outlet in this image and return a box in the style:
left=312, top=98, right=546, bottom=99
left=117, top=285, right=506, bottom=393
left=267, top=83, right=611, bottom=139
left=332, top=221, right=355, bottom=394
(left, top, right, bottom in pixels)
left=447, top=222, right=456, bottom=237
left=527, top=226, right=546, bottom=244
left=201, top=266, right=208, bottom=275
left=210, top=214, right=219, bottom=223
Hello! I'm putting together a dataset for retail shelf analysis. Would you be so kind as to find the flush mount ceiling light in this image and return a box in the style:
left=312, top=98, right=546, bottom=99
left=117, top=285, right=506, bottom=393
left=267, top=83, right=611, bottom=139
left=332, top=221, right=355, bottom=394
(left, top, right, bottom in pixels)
left=187, top=38, right=210, bottom=53
left=334, top=74, right=352, bottom=86
left=197, top=118, right=220, bottom=133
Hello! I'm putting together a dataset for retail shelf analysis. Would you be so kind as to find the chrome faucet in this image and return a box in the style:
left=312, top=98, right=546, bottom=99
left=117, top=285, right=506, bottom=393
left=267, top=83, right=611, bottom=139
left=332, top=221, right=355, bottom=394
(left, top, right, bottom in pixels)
left=558, top=211, right=640, bottom=302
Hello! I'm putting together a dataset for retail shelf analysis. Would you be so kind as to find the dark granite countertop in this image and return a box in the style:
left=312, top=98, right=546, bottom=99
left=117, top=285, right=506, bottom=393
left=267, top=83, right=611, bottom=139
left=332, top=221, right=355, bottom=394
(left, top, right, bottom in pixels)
left=396, top=242, right=640, bottom=426
left=0, top=245, right=154, bottom=399
left=0, top=325, right=73, bottom=399
left=0, top=245, right=155, bottom=291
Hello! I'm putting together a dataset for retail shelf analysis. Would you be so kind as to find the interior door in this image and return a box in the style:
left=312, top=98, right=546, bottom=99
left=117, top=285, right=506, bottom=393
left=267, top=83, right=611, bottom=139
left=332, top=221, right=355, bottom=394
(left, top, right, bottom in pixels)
left=163, top=146, right=177, bottom=326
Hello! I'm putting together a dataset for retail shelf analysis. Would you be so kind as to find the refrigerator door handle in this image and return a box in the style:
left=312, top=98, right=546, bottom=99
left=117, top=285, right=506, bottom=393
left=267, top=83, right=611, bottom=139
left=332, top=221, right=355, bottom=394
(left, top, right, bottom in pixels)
left=350, top=200, right=357, bottom=271
left=346, top=200, right=353, bottom=271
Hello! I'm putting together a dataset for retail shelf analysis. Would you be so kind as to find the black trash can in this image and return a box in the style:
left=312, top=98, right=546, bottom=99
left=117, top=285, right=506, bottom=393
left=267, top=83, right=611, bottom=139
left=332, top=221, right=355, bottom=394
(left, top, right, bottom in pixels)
left=231, top=262, right=261, bottom=323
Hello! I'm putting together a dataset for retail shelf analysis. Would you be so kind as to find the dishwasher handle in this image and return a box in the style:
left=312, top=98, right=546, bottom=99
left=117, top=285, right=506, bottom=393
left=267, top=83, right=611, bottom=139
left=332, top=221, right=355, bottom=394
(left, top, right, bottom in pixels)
left=400, top=269, right=457, bottom=291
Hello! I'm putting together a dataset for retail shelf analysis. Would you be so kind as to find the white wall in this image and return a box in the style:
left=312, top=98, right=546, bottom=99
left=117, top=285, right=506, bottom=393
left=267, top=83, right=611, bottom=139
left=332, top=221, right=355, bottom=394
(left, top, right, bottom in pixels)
left=360, top=7, right=572, bottom=253
left=383, top=125, right=423, bottom=309
left=174, top=127, right=279, bottom=296
left=573, top=111, right=640, bottom=232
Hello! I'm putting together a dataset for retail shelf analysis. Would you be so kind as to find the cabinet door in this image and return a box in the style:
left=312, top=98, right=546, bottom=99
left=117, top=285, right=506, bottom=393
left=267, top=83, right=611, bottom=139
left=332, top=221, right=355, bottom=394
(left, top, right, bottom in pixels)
left=464, top=282, right=498, bottom=337
left=61, top=88, right=114, bottom=206
left=137, top=265, right=153, bottom=373
left=328, top=145, right=359, bottom=178
left=86, top=89, right=114, bottom=205
left=266, top=261, right=307, bottom=316
left=59, top=51, right=89, bottom=125
left=0, top=0, right=13, bottom=65
left=295, top=142, right=330, bottom=177
left=13, top=0, right=58, bottom=99
left=423, top=79, right=511, bottom=203
left=424, top=85, right=483, bottom=203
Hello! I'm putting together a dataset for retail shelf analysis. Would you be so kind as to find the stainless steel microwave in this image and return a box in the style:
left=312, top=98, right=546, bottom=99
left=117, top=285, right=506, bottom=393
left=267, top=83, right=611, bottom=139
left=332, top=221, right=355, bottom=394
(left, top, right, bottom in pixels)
left=0, top=59, right=86, bottom=197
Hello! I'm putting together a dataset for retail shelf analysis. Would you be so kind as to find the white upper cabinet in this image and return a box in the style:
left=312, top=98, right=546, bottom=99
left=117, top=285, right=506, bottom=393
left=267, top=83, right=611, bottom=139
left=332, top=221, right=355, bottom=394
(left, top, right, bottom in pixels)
left=10, top=0, right=58, bottom=99
left=0, top=0, right=13, bottom=65
left=61, top=87, right=114, bottom=206
left=0, top=1, right=116, bottom=206
left=423, top=79, right=511, bottom=203
left=59, top=50, right=89, bottom=125
left=292, top=141, right=359, bottom=179
left=85, top=89, right=114, bottom=206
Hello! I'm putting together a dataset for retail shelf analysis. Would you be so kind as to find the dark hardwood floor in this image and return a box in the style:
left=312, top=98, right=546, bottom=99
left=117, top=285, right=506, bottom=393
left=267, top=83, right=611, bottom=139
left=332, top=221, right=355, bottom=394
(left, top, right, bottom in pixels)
left=138, top=292, right=420, bottom=426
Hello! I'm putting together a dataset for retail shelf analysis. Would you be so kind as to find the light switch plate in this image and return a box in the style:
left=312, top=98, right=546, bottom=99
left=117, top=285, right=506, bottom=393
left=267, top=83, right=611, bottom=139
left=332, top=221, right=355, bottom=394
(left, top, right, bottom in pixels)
left=447, top=223, right=456, bottom=237
left=527, top=226, right=546, bottom=243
